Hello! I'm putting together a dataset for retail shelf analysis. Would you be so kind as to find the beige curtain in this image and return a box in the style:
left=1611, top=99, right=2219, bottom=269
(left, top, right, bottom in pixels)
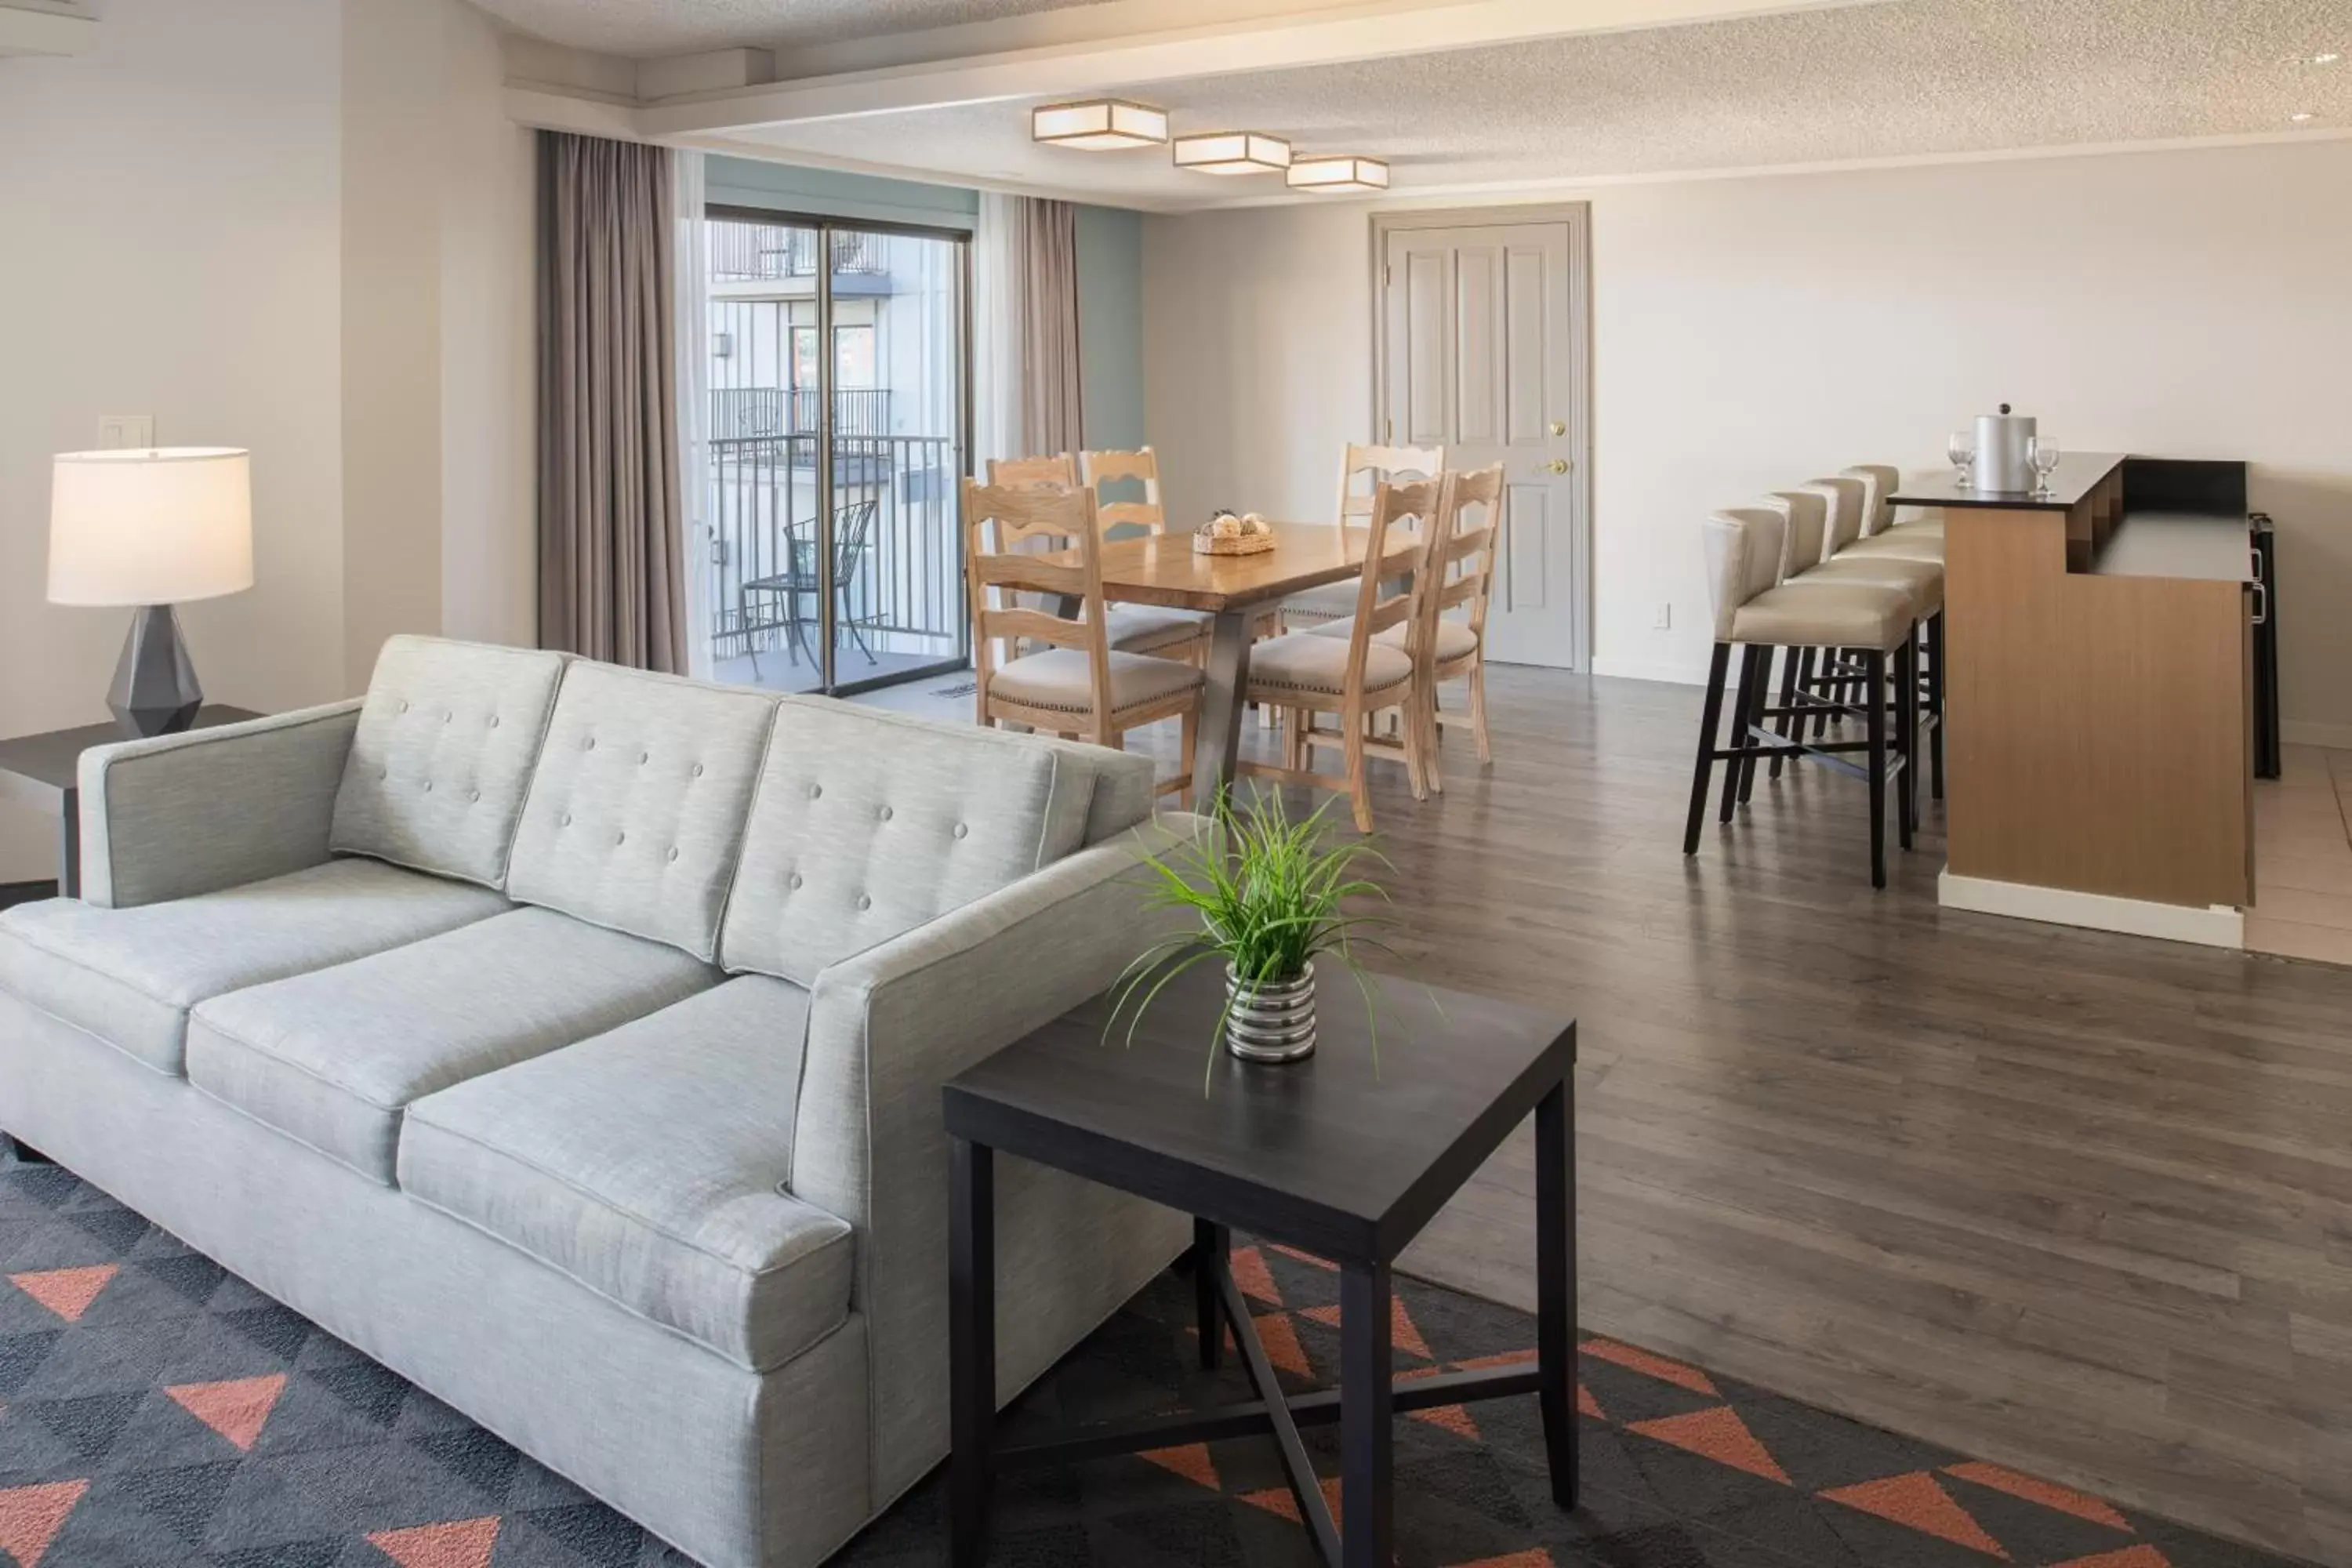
left=975, top=194, right=1084, bottom=467
left=538, top=132, right=688, bottom=673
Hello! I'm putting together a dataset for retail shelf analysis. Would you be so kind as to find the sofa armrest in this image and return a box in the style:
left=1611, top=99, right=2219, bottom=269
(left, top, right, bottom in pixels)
left=796, top=811, right=1210, bottom=1502
left=78, top=700, right=365, bottom=909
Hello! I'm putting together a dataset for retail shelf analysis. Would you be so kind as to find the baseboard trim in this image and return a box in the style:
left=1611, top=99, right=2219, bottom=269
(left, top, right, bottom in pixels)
left=1590, top=655, right=1711, bottom=687
left=2281, top=720, right=2352, bottom=751
left=1938, top=870, right=2245, bottom=949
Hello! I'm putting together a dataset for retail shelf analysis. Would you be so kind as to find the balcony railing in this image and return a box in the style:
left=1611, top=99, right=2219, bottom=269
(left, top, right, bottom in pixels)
left=709, top=387, right=892, bottom=441
left=710, top=225, right=887, bottom=283
left=706, top=434, right=964, bottom=672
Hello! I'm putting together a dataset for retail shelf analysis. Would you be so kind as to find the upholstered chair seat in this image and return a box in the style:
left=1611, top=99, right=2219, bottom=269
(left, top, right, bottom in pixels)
left=987, top=648, right=1205, bottom=716
left=1246, top=632, right=1413, bottom=701
left=1098, top=602, right=1214, bottom=655
left=1304, top=615, right=1480, bottom=663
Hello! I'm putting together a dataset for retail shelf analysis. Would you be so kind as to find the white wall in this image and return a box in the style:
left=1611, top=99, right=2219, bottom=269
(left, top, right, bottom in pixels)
left=1143, top=139, right=2352, bottom=735
left=0, top=0, right=535, bottom=882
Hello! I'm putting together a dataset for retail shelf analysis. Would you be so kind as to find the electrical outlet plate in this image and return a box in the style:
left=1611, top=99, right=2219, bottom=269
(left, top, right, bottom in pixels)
left=97, top=415, right=154, bottom=451
left=1653, top=603, right=1673, bottom=630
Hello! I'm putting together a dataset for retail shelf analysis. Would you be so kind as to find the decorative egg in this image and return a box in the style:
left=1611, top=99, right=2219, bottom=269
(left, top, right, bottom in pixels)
left=1241, top=513, right=1269, bottom=535
left=1211, top=515, right=1243, bottom=539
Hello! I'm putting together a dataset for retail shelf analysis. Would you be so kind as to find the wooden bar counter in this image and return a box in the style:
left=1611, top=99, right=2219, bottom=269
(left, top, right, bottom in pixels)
left=1894, top=454, right=2258, bottom=946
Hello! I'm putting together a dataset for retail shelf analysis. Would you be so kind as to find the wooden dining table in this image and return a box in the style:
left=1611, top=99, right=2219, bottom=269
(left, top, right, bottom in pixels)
left=1037, top=523, right=1421, bottom=797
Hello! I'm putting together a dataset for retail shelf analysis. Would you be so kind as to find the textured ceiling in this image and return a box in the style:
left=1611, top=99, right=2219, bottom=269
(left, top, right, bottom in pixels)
left=474, top=0, right=1098, bottom=54
left=729, top=0, right=2351, bottom=205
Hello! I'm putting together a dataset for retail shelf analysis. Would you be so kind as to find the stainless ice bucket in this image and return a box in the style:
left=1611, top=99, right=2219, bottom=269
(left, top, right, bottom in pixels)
left=1971, top=406, right=2037, bottom=493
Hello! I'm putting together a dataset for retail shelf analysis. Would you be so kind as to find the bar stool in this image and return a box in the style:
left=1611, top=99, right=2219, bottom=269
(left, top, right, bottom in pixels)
left=1816, top=473, right=1947, bottom=800
left=1686, top=506, right=1917, bottom=887
left=1837, top=463, right=1943, bottom=562
left=1757, top=488, right=1936, bottom=822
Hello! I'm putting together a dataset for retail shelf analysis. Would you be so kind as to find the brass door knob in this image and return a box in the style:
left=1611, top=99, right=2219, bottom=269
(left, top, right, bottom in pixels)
left=1549, top=420, right=1567, bottom=437
left=1543, top=459, right=1570, bottom=474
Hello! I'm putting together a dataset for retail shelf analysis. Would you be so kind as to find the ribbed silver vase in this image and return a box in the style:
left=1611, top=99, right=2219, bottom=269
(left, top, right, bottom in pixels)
left=1224, top=962, right=1317, bottom=1063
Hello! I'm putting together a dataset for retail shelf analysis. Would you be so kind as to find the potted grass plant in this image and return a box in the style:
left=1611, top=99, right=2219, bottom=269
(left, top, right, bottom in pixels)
left=1107, top=790, right=1398, bottom=1087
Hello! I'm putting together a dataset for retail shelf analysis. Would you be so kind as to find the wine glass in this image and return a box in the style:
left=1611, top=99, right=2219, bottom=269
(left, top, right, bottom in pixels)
left=1947, top=431, right=1975, bottom=487
left=2029, top=437, right=2062, bottom=495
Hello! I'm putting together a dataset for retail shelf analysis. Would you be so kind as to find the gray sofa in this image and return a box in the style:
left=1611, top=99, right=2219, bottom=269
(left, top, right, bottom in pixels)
left=0, top=635, right=1200, bottom=1568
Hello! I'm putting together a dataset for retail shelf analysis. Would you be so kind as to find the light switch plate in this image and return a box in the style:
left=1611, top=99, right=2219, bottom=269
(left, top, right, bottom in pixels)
left=97, top=414, right=154, bottom=451
left=1653, top=602, right=1673, bottom=630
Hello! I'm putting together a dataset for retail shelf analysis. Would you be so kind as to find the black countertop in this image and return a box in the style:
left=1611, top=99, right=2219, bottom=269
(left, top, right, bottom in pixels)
left=1889, top=452, right=2125, bottom=512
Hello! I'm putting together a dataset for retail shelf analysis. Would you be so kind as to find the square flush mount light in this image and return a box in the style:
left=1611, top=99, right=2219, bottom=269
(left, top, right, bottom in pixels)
left=1287, top=154, right=1390, bottom=193
left=1031, top=98, right=1169, bottom=151
left=1172, top=131, right=1293, bottom=175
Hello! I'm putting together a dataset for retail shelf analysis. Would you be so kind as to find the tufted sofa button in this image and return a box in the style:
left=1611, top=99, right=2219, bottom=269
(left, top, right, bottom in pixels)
left=856, top=895, right=872, bottom=911
left=379, top=768, right=390, bottom=782
left=808, top=783, right=822, bottom=800
left=583, top=737, right=597, bottom=751
left=639, top=752, right=651, bottom=765
left=615, top=831, right=626, bottom=847
left=422, top=782, right=434, bottom=793
left=691, top=764, right=705, bottom=779
left=877, top=805, right=893, bottom=822
left=666, top=847, right=681, bottom=862
left=467, top=789, right=481, bottom=802
left=786, top=873, right=803, bottom=890
left=397, top=700, right=410, bottom=714
left=488, top=715, right=501, bottom=729
left=953, top=822, right=969, bottom=839
left=560, top=813, right=573, bottom=828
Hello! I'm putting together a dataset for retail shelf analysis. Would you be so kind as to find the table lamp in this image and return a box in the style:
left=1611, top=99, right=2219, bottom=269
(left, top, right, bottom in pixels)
left=49, top=447, right=255, bottom=737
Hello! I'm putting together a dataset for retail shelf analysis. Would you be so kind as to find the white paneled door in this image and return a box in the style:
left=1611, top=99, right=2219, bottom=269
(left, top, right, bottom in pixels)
left=1378, top=212, right=1589, bottom=669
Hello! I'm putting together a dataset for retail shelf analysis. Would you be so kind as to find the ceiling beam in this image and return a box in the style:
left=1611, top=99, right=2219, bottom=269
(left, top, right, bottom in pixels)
left=625, top=0, right=1895, bottom=136
left=0, top=2, right=96, bottom=57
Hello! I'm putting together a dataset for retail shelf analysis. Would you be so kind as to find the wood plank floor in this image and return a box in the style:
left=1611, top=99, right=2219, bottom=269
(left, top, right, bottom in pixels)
left=1214, top=666, right=2352, bottom=1567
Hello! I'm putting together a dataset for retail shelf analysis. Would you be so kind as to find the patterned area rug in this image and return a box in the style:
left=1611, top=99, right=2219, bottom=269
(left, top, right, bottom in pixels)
left=0, top=1158, right=2299, bottom=1568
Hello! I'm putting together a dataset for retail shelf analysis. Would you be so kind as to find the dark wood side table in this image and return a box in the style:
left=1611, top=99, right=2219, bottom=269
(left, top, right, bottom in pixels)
left=942, top=964, right=1578, bottom=1567
left=0, top=706, right=262, bottom=901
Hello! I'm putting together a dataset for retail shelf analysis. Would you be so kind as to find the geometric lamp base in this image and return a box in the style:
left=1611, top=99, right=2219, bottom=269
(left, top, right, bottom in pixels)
left=107, top=604, right=204, bottom=739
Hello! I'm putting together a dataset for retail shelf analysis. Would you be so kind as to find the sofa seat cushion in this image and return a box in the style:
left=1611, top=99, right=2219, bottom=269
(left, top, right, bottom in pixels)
left=187, top=907, right=719, bottom=1184
left=0, top=858, right=510, bottom=1076
left=401, top=977, right=850, bottom=1372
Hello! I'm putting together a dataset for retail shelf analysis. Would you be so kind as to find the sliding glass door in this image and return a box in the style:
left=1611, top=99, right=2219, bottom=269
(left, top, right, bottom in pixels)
left=701, top=209, right=970, bottom=695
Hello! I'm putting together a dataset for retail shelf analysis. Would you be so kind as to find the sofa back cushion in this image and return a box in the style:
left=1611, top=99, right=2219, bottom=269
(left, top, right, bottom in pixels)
left=506, top=663, right=777, bottom=961
left=718, top=699, right=1148, bottom=985
left=331, top=636, right=569, bottom=888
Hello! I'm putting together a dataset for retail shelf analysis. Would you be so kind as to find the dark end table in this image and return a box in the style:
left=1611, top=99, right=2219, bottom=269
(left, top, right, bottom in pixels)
left=0, top=706, right=262, bottom=901
left=942, top=964, right=1577, bottom=1567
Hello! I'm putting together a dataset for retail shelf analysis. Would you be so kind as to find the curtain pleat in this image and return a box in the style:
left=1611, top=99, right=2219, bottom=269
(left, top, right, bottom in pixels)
left=538, top=132, right=688, bottom=673
left=975, top=194, right=1084, bottom=467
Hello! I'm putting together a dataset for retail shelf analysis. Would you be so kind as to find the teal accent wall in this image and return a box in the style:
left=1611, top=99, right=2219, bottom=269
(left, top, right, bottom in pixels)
left=702, top=157, right=1148, bottom=456
left=1073, top=204, right=1145, bottom=451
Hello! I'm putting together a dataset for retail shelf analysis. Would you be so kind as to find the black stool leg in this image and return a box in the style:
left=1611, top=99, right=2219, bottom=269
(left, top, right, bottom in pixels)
left=1865, top=648, right=1889, bottom=889
left=1896, top=634, right=1918, bottom=850
left=1684, top=644, right=1732, bottom=855
left=1927, top=612, right=1946, bottom=802
left=1720, top=646, right=1764, bottom=823
left=1738, top=648, right=1774, bottom=804
left=1769, top=645, right=1802, bottom=781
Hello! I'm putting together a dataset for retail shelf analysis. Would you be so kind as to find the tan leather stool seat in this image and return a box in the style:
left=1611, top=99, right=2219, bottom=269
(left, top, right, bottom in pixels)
left=1730, top=582, right=1911, bottom=652
left=1836, top=530, right=1944, bottom=565
left=1798, top=556, right=1942, bottom=619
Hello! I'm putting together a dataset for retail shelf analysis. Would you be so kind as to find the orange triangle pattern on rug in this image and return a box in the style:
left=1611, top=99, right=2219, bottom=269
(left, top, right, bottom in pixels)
left=2051, top=1547, right=2174, bottom=1568
left=166, top=1372, right=288, bottom=1452
left=0, top=1479, right=87, bottom=1568
left=1240, top=1474, right=1341, bottom=1525
left=1947, top=1461, right=2134, bottom=1532
left=1627, top=1405, right=1791, bottom=1484
left=1254, top=1312, right=1313, bottom=1379
left=1229, top=1246, right=1282, bottom=1306
left=1824, top=1471, right=2012, bottom=1558
left=368, top=1515, right=502, bottom=1568
left=1581, top=1337, right=1719, bottom=1397
left=1141, top=1443, right=1219, bottom=1490
left=8, top=1265, right=116, bottom=1324
left=1298, top=1294, right=1432, bottom=1359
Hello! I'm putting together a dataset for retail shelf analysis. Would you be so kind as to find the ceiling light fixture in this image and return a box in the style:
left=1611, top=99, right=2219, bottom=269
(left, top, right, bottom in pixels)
left=2304, top=51, right=2341, bottom=64
left=2288, top=111, right=2318, bottom=122
left=1030, top=98, right=1169, bottom=151
left=1173, top=131, right=1293, bottom=176
left=1287, top=154, right=1390, bottom=194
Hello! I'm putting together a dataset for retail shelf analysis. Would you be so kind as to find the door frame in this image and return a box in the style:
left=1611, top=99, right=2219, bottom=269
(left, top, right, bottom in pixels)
left=702, top=204, right=975, bottom=697
left=1369, top=204, right=1594, bottom=673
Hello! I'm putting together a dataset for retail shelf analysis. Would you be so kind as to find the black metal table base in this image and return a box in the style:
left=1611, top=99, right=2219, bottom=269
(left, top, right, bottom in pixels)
left=949, top=1080, right=1579, bottom=1568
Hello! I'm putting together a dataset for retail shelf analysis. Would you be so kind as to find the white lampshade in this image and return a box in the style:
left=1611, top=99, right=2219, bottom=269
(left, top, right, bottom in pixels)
left=1173, top=132, right=1292, bottom=175
left=49, top=447, right=255, bottom=607
left=1287, top=155, right=1391, bottom=193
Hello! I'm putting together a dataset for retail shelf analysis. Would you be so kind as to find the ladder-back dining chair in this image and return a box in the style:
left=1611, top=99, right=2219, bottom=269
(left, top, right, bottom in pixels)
left=1080, top=446, right=1214, bottom=664
left=962, top=479, right=1203, bottom=803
